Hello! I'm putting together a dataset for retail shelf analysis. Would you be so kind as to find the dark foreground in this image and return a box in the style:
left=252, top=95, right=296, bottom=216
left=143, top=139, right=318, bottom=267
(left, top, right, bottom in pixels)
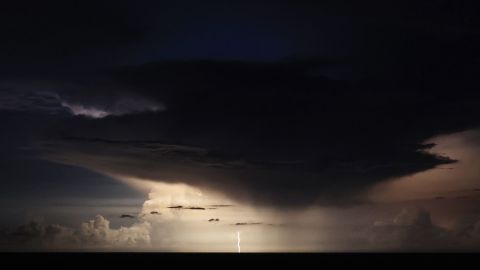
left=0, top=252, right=477, bottom=268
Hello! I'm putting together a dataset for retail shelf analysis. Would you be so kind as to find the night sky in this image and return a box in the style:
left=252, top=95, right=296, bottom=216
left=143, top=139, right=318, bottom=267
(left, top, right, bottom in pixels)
left=2, top=0, right=480, bottom=252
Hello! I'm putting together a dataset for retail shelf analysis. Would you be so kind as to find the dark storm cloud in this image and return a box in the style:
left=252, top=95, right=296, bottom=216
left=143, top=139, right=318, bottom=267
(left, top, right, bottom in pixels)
left=34, top=135, right=453, bottom=207
left=10, top=15, right=474, bottom=205
left=1, top=0, right=480, bottom=208
left=6, top=52, right=480, bottom=207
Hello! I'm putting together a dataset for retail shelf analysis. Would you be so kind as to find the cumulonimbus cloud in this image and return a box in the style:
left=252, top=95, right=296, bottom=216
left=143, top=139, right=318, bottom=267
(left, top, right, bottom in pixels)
left=35, top=136, right=455, bottom=207
left=5, top=60, right=480, bottom=207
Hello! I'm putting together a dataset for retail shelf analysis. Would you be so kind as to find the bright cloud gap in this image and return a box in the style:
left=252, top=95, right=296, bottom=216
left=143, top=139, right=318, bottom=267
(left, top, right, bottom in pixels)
left=60, top=101, right=164, bottom=119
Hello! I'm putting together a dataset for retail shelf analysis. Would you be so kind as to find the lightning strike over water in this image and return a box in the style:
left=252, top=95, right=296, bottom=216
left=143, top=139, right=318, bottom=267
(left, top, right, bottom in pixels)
left=237, top=231, right=241, bottom=253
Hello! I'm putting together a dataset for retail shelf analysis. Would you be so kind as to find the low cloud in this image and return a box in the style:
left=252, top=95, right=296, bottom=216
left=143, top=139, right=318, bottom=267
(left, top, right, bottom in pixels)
left=368, top=208, right=449, bottom=250
left=6, top=202, right=480, bottom=251
left=2, top=215, right=151, bottom=250
left=366, top=207, right=480, bottom=251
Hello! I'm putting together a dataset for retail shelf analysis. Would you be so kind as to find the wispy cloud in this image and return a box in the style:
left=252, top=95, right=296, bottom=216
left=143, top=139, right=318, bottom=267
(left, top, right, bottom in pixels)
left=0, top=86, right=164, bottom=119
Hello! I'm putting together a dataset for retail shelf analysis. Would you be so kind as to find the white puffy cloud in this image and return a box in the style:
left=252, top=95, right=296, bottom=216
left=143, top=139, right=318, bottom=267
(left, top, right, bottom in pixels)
left=76, top=215, right=151, bottom=248
left=5, top=215, right=151, bottom=250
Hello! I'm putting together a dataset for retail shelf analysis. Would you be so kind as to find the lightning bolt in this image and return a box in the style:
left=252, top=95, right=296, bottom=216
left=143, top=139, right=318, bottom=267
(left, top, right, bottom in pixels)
left=237, top=231, right=241, bottom=253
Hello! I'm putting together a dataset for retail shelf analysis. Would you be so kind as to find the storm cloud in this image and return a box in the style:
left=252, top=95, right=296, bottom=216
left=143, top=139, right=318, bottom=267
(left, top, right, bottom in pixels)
left=12, top=52, right=477, bottom=207
left=3, top=53, right=480, bottom=206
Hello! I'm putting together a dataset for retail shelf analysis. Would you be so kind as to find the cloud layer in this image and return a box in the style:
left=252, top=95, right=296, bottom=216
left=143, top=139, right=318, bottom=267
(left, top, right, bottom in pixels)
left=5, top=203, right=480, bottom=251
left=2, top=215, right=150, bottom=250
